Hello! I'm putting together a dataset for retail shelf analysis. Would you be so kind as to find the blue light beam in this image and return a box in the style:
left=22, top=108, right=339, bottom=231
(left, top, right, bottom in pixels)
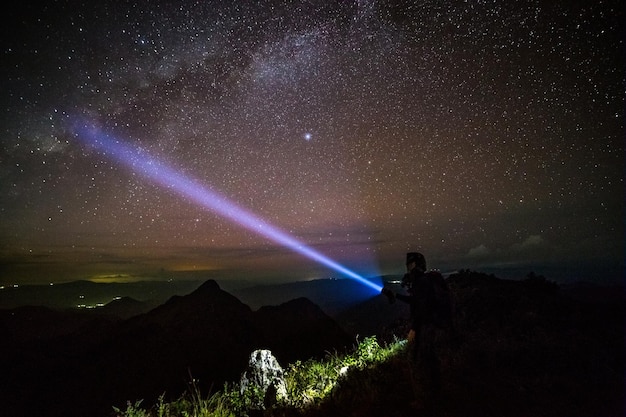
left=72, top=120, right=382, bottom=293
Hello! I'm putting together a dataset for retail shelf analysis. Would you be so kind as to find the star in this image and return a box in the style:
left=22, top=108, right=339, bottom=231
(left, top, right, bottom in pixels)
left=0, top=0, right=622, bottom=285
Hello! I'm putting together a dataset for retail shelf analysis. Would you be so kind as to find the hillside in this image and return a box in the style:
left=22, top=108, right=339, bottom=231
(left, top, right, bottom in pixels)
left=0, top=280, right=353, bottom=417
left=232, top=277, right=387, bottom=316
left=114, top=271, right=625, bottom=417
left=296, top=271, right=624, bottom=417
left=1, top=272, right=624, bottom=417
left=0, top=279, right=204, bottom=310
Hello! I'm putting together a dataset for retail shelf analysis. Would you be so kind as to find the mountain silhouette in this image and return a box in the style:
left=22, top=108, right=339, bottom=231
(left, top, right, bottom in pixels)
left=0, top=279, right=205, bottom=310
left=100, top=296, right=152, bottom=319
left=0, top=280, right=353, bottom=417
left=255, top=297, right=354, bottom=362
left=233, top=277, right=383, bottom=316
left=2, top=275, right=623, bottom=417
left=0, top=305, right=115, bottom=346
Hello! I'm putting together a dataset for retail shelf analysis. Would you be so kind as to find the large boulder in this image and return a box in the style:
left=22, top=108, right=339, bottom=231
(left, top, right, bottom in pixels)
left=239, top=349, right=288, bottom=410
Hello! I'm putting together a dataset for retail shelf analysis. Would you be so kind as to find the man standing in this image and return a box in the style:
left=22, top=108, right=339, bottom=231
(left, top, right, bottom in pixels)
left=382, top=252, right=449, bottom=406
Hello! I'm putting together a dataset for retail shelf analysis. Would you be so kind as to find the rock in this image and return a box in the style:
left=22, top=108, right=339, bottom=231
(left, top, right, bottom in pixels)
left=240, top=349, right=288, bottom=409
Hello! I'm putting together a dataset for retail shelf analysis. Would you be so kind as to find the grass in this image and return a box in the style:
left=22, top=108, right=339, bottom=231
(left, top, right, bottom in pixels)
left=111, top=273, right=625, bottom=417
left=112, top=336, right=407, bottom=417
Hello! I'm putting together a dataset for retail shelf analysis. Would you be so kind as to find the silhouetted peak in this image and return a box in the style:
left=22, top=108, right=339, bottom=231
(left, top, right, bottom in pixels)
left=105, top=296, right=141, bottom=306
left=162, top=280, right=223, bottom=305
left=101, top=296, right=149, bottom=319
left=257, top=297, right=328, bottom=320
left=281, top=297, right=322, bottom=311
left=144, top=279, right=252, bottom=327
left=192, top=279, right=221, bottom=294
left=254, top=297, right=352, bottom=363
left=183, top=279, right=245, bottom=306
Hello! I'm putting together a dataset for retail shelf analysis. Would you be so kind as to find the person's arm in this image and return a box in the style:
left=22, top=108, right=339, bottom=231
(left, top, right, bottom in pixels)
left=395, top=293, right=412, bottom=304
left=382, top=287, right=412, bottom=304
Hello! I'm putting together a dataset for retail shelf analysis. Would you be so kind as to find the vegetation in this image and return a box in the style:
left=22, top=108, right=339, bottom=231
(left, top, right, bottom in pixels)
left=113, top=271, right=624, bottom=417
left=112, top=336, right=406, bottom=417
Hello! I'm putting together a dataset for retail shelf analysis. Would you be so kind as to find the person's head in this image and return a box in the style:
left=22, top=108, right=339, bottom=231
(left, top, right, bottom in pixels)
left=405, top=252, right=426, bottom=273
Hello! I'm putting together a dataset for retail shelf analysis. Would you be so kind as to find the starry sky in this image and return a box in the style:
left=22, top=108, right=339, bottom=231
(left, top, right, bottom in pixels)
left=1, top=0, right=623, bottom=286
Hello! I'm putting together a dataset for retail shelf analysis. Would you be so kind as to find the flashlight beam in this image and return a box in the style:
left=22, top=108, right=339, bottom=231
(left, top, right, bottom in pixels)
left=72, top=120, right=382, bottom=293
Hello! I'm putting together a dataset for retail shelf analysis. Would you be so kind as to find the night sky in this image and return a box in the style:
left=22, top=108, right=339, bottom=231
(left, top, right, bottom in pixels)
left=1, top=1, right=623, bottom=286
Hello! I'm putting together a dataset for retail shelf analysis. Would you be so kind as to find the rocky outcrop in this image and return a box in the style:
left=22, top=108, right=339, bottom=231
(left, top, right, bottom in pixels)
left=239, top=349, right=287, bottom=410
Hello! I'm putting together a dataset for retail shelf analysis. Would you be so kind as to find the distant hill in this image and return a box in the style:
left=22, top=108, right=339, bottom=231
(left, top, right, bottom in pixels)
left=0, top=280, right=354, bottom=417
left=255, top=297, right=353, bottom=362
left=231, top=277, right=388, bottom=315
left=0, top=276, right=387, bottom=315
left=335, top=290, right=410, bottom=340
left=0, top=305, right=117, bottom=347
left=2, top=273, right=623, bottom=417
left=99, top=296, right=153, bottom=319
left=0, top=279, right=204, bottom=310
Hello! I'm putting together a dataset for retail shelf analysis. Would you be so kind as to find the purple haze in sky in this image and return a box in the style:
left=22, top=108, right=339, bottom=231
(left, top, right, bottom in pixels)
left=72, top=119, right=383, bottom=293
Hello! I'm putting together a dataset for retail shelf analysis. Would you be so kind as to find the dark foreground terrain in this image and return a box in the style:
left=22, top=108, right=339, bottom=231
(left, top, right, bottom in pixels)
left=312, top=271, right=625, bottom=417
left=0, top=280, right=352, bottom=417
left=1, top=271, right=624, bottom=417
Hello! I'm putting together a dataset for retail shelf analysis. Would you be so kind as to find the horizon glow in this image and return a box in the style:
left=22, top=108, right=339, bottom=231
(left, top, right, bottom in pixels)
left=72, top=119, right=382, bottom=293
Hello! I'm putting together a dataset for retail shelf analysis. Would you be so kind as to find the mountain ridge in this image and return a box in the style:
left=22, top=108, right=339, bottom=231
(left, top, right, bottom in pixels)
left=0, top=279, right=355, bottom=417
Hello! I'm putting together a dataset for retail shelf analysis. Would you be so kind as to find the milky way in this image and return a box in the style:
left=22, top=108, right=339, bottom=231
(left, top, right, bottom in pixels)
left=1, top=1, right=623, bottom=284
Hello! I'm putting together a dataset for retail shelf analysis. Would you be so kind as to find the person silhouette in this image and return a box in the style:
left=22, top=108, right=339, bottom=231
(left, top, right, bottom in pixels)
left=382, top=252, right=449, bottom=407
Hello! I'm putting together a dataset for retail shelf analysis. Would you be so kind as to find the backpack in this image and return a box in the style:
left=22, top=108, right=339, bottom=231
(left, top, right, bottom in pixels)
left=425, top=270, right=453, bottom=328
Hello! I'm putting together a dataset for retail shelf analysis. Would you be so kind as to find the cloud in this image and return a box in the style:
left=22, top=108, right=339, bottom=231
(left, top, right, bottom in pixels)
left=466, top=244, right=491, bottom=258
left=461, top=235, right=550, bottom=265
left=512, top=235, right=545, bottom=251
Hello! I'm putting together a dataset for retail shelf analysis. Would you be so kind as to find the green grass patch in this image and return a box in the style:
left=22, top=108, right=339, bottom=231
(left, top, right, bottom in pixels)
left=112, top=336, right=406, bottom=417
